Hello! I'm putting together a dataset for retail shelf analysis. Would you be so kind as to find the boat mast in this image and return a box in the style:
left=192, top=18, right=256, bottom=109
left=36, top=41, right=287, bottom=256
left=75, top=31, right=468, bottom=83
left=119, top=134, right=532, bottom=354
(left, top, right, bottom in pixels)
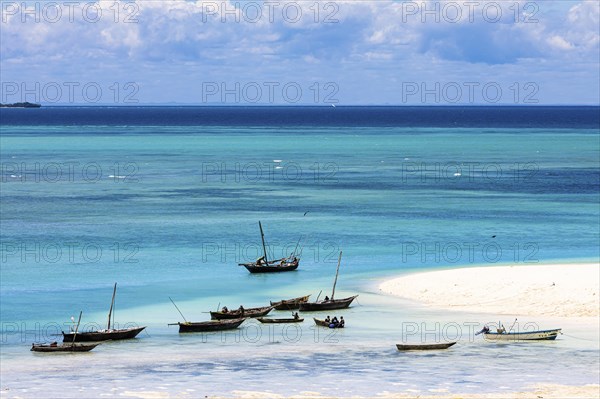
left=291, top=235, right=302, bottom=258
left=107, top=283, right=117, bottom=330
left=259, top=221, right=269, bottom=263
left=72, top=311, right=83, bottom=344
left=169, top=297, right=188, bottom=323
left=331, top=251, right=342, bottom=300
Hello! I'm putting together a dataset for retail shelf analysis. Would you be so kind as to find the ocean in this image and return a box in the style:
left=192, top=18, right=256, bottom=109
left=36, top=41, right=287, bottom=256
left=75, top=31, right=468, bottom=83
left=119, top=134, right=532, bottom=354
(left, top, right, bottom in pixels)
left=1, top=106, right=599, bottom=397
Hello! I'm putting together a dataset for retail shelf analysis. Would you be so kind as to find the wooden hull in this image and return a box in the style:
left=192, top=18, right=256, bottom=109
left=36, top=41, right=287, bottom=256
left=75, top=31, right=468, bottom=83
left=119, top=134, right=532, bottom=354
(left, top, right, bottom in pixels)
left=31, top=343, right=99, bottom=352
left=270, top=295, right=311, bottom=310
left=241, top=259, right=299, bottom=273
left=299, top=295, right=358, bottom=311
left=313, top=318, right=344, bottom=328
left=178, top=318, right=246, bottom=333
left=62, top=326, right=146, bottom=342
left=210, top=306, right=273, bottom=320
left=257, top=317, right=304, bottom=323
left=484, top=329, right=561, bottom=341
left=396, top=342, right=456, bottom=351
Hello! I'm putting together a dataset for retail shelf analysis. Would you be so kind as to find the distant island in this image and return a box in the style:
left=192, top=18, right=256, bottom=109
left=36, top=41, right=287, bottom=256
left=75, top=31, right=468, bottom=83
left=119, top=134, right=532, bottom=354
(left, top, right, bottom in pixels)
left=0, top=102, right=42, bottom=108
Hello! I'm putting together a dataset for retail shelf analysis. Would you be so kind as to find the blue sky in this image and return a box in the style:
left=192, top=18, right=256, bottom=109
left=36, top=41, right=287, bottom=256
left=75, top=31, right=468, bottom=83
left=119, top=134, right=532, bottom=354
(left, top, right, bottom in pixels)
left=1, top=0, right=598, bottom=105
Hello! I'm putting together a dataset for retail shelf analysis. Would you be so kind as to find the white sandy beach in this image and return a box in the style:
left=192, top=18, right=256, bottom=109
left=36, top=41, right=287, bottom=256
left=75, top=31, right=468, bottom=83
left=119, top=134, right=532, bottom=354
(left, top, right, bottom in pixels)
left=379, top=263, right=599, bottom=318
left=121, top=383, right=600, bottom=399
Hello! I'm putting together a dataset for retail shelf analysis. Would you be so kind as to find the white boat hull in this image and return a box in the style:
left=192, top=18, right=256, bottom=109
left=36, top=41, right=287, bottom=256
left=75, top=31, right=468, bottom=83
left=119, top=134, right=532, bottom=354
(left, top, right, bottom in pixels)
left=484, top=329, right=561, bottom=341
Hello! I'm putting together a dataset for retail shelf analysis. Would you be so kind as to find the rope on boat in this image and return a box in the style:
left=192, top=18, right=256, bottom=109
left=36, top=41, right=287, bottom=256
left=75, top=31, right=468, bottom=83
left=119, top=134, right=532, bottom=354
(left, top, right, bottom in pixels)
left=561, top=333, right=598, bottom=342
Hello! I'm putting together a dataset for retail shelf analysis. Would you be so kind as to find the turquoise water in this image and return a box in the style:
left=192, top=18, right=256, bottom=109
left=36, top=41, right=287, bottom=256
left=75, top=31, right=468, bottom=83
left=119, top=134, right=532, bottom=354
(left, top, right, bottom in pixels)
left=1, top=108, right=599, bottom=397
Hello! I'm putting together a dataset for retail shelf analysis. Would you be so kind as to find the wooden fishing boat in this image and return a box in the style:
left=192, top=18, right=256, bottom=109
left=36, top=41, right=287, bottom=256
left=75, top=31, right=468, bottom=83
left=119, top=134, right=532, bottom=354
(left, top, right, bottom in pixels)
left=313, top=318, right=345, bottom=328
left=210, top=306, right=274, bottom=320
left=299, top=251, right=358, bottom=311
left=238, top=221, right=300, bottom=273
left=396, top=342, right=456, bottom=351
left=31, top=343, right=99, bottom=352
left=32, top=311, right=98, bottom=353
left=240, top=258, right=299, bottom=273
left=257, top=317, right=304, bottom=323
left=300, top=295, right=358, bottom=311
left=62, top=326, right=145, bottom=342
left=62, top=283, right=146, bottom=342
left=174, top=318, right=246, bottom=333
left=483, top=329, right=561, bottom=341
left=270, top=295, right=311, bottom=310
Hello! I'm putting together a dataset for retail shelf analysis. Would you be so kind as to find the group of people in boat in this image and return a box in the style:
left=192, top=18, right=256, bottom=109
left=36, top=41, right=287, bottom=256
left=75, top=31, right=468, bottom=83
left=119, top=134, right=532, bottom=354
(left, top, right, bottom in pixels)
left=255, top=255, right=298, bottom=267
left=220, top=305, right=244, bottom=314
left=324, top=315, right=344, bottom=328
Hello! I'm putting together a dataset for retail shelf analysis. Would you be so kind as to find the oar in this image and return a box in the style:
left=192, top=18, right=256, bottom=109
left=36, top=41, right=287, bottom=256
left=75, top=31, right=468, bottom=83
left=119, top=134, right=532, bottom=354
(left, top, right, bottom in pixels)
left=71, top=311, right=83, bottom=345
left=507, top=318, right=518, bottom=333
left=315, top=290, right=322, bottom=302
left=169, top=297, right=188, bottom=323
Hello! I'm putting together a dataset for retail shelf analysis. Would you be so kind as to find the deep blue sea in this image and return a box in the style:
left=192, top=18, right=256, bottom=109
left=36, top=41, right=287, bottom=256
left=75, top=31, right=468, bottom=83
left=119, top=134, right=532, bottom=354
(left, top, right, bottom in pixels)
left=1, top=106, right=599, bottom=397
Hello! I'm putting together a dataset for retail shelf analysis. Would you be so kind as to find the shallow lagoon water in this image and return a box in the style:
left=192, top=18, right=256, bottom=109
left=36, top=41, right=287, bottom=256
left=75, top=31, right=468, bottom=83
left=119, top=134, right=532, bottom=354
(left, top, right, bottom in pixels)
left=1, top=107, right=599, bottom=397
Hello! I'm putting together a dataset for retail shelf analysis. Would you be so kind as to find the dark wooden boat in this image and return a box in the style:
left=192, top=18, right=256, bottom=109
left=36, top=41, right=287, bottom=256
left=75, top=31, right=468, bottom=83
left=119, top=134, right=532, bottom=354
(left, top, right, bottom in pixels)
left=31, top=343, right=99, bottom=352
left=175, top=318, right=246, bottom=333
left=300, top=295, right=358, bottom=311
left=313, top=318, right=345, bottom=328
left=270, top=295, right=311, bottom=310
left=299, top=251, right=358, bottom=311
left=62, top=326, right=145, bottom=342
left=238, top=221, right=300, bottom=273
left=257, top=317, right=304, bottom=323
left=62, top=283, right=146, bottom=342
left=210, top=306, right=273, bottom=320
left=33, top=311, right=98, bottom=353
left=396, top=342, right=456, bottom=351
left=240, top=258, right=299, bottom=273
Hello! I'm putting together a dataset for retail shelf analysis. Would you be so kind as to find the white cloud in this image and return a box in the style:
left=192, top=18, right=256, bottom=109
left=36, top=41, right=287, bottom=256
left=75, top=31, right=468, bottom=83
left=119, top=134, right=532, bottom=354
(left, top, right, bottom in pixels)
left=1, top=0, right=598, bottom=104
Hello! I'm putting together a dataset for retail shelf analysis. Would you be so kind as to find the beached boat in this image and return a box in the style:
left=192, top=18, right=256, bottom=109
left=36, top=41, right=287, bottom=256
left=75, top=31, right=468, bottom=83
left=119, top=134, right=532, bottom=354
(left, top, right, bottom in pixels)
left=62, top=283, right=146, bottom=342
left=257, top=317, right=304, bottom=323
left=238, top=221, right=300, bottom=273
left=299, top=252, right=358, bottom=311
left=210, top=306, right=274, bottom=320
left=31, top=343, right=99, bottom=352
left=313, top=318, right=345, bottom=328
left=483, top=329, right=561, bottom=341
left=270, top=295, right=311, bottom=310
left=396, top=342, right=456, bottom=351
left=174, top=318, right=246, bottom=333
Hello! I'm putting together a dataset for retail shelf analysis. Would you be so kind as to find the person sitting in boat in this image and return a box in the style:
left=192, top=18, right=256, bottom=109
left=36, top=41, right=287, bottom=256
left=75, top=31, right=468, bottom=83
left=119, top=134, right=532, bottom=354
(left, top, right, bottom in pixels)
left=324, top=296, right=330, bottom=302
left=325, top=316, right=331, bottom=324
left=339, top=316, right=345, bottom=328
left=221, top=306, right=229, bottom=313
left=256, top=256, right=266, bottom=265
left=293, top=312, right=299, bottom=320
left=497, top=326, right=506, bottom=334
left=238, top=305, right=244, bottom=315
left=331, top=316, right=339, bottom=326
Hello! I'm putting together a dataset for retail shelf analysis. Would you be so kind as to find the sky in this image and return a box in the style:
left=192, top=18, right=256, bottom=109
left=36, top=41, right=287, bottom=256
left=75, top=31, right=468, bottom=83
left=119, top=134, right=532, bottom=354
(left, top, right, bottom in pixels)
left=1, top=0, right=599, bottom=105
